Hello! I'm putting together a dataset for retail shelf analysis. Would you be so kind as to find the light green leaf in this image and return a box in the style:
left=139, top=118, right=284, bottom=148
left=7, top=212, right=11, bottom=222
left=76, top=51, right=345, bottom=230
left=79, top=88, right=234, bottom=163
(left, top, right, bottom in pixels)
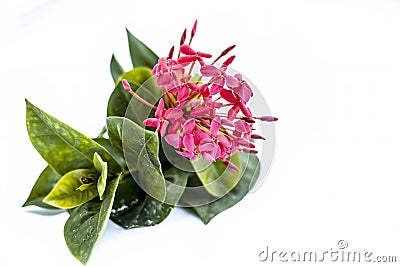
left=43, top=169, right=98, bottom=209
left=110, top=54, right=124, bottom=83
left=64, top=176, right=120, bottom=264
left=93, top=153, right=107, bottom=200
left=126, top=29, right=159, bottom=68
left=107, top=116, right=166, bottom=202
left=191, top=152, right=242, bottom=197
left=76, top=183, right=93, bottom=191
left=23, top=166, right=61, bottom=209
left=192, top=153, right=261, bottom=224
left=25, top=99, right=123, bottom=175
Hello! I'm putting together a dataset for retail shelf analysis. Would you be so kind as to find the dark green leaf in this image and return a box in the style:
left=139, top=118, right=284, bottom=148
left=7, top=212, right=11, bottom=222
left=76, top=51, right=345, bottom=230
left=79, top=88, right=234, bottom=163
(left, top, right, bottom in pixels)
left=110, top=175, right=172, bottom=229
left=164, top=167, right=188, bottom=206
left=110, top=54, right=124, bottom=83
left=107, top=116, right=166, bottom=202
left=23, top=166, right=61, bottom=209
left=191, top=152, right=242, bottom=197
left=192, top=153, right=260, bottom=224
left=64, top=176, right=120, bottom=264
left=126, top=29, right=159, bottom=68
left=25, top=99, right=123, bottom=175
left=43, top=169, right=99, bottom=209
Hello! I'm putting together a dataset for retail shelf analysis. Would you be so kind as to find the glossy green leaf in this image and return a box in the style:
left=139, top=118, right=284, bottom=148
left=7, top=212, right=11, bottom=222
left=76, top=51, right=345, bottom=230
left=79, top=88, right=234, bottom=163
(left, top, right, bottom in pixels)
left=107, top=116, right=166, bottom=202
left=64, top=177, right=120, bottom=264
left=43, top=169, right=99, bottom=209
left=191, top=152, right=242, bottom=197
left=126, top=29, right=159, bottom=68
left=164, top=167, right=189, bottom=206
left=110, top=175, right=172, bottom=229
left=23, top=166, right=61, bottom=209
left=92, top=138, right=126, bottom=169
left=25, top=100, right=123, bottom=175
left=110, top=54, right=124, bottom=83
left=192, top=153, right=261, bottom=224
left=93, top=153, right=107, bottom=200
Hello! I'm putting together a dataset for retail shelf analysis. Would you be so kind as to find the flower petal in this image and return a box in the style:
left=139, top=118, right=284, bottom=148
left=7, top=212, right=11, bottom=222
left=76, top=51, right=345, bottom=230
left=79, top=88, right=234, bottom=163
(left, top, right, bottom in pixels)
left=178, top=55, right=197, bottom=64
left=209, top=84, right=223, bottom=95
left=226, top=75, right=240, bottom=88
left=217, top=134, right=231, bottom=148
left=168, top=119, right=182, bottom=134
left=198, top=51, right=212, bottom=58
left=159, top=121, right=169, bottom=137
left=183, top=119, right=196, bottom=134
left=164, top=134, right=181, bottom=148
left=202, top=152, right=216, bottom=162
left=227, top=104, right=240, bottom=120
left=234, top=120, right=248, bottom=133
left=177, top=150, right=197, bottom=160
left=183, top=134, right=195, bottom=152
left=157, top=73, right=172, bottom=87
left=155, top=98, right=165, bottom=118
left=220, top=89, right=237, bottom=103
left=165, top=108, right=183, bottom=119
left=180, top=44, right=196, bottom=55
left=143, top=118, right=159, bottom=127
left=221, top=118, right=234, bottom=127
left=210, top=117, right=221, bottom=137
left=190, top=106, right=210, bottom=117
left=200, top=65, right=220, bottom=76
left=239, top=102, right=252, bottom=118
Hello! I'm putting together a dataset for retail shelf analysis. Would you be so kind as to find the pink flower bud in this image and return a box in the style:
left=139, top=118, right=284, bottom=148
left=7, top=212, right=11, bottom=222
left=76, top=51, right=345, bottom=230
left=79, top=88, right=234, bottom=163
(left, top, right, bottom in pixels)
left=180, top=29, right=187, bottom=45
left=242, top=148, right=258, bottom=154
left=122, top=79, right=131, bottom=91
left=260, top=116, right=278, bottom=122
left=222, top=55, right=235, bottom=66
left=251, top=134, right=266, bottom=140
left=220, top=45, right=236, bottom=57
left=168, top=46, right=174, bottom=59
left=191, top=20, right=198, bottom=39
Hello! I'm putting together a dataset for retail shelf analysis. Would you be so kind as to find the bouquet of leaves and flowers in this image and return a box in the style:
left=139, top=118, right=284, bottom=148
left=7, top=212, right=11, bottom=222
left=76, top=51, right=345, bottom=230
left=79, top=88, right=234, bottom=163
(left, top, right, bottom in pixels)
left=23, top=20, right=277, bottom=264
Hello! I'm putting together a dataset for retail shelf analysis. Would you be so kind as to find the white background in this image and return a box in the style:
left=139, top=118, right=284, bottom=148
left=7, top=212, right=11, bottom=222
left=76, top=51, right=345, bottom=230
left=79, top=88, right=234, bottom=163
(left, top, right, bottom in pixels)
left=1, top=0, right=400, bottom=266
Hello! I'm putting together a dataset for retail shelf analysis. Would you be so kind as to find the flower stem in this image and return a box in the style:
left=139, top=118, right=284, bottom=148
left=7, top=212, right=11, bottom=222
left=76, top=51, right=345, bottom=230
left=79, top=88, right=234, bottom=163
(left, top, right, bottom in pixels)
left=122, top=79, right=156, bottom=109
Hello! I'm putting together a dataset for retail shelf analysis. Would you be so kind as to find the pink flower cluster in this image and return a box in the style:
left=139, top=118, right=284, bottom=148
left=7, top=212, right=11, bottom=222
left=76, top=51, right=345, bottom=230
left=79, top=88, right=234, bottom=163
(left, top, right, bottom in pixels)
left=122, top=20, right=277, bottom=172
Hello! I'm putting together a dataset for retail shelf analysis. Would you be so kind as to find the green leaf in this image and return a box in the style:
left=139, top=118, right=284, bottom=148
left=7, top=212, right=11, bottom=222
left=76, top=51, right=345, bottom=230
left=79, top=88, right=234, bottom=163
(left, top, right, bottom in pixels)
left=92, top=138, right=126, bottom=169
left=107, top=68, right=161, bottom=127
left=110, top=54, right=125, bottom=83
left=25, top=99, right=123, bottom=175
left=126, top=29, right=159, bottom=68
left=64, top=176, right=120, bottom=264
left=93, top=153, right=107, bottom=200
left=191, top=152, right=242, bottom=197
left=107, top=116, right=166, bottom=202
left=192, top=153, right=261, bottom=224
left=43, top=169, right=99, bottom=209
left=110, top=175, right=172, bottom=229
left=164, top=167, right=189, bottom=206
left=23, top=166, right=61, bottom=209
